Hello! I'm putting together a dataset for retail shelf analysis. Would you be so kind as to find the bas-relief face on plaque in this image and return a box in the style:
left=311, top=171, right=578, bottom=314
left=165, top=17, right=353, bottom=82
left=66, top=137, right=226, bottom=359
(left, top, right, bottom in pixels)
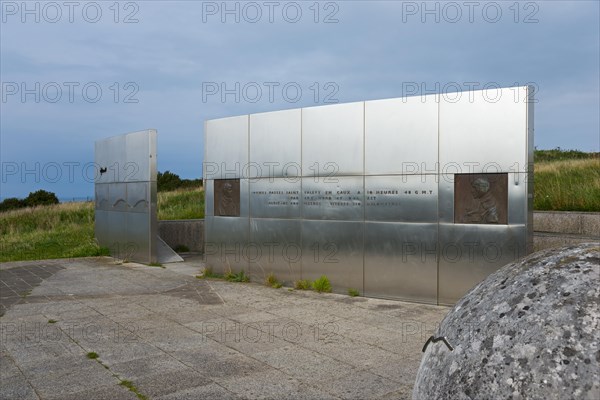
left=214, top=179, right=240, bottom=217
left=454, top=173, right=508, bottom=224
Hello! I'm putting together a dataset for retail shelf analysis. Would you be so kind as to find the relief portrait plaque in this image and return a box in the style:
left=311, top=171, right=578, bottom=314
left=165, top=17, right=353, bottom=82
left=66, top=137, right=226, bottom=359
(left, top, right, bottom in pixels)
left=214, top=179, right=240, bottom=217
left=454, top=173, right=508, bottom=224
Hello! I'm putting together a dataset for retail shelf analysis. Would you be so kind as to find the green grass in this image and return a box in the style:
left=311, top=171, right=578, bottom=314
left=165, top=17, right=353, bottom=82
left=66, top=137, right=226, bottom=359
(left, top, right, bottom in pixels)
left=119, top=380, right=148, bottom=400
left=157, top=188, right=205, bottom=220
left=197, top=266, right=223, bottom=279
left=224, top=269, right=250, bottom=282
left=348, top=288, right=360, bottom=297
left=0, top=202, right=109, bottom=262
left=86, top=352, right=99, bottom=359
left=312, top=275, right=332, bottom=293
left=265, top=272, right=283, bottom=288
left=534, top=158, right=600, bottom=211
left=294, top=280, right=312, bottom=290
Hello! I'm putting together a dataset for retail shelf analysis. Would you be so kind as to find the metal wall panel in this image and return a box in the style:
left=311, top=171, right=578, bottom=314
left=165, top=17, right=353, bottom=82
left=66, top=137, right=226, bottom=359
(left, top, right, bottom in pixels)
left=301, top=176, right=364, bottom=221
left=95, top=130, right=178, bottom=264
left=108, top=183, right=128, bottom=212
left=127, top=182, right=149, bottom=213
left=204, top=216, right=250, bottom=275
left=205, top=179, right=215, bottom=217
left=95, top=184, right=109, bottom=210
left=125, top=130, right=154, bottom=182
left=507, top=173, right=528, bottom=224
left=437, top=224, right=527, bottom=305
left=439, top=86, right=528, bottom=173
left=249, top=109, right=302, bottom=178
left=204, top=87, right=532, bottom=305
left=365, top=175, right=438, bottom=222
left=94, top=134, right=125, bottom=184
left=364, top=222, right=438, bottom=304
left=249, top=219, right=302, bottom=284
left=302, top=102, right=364, bottom=176
left=365, top=95, right=438, bottom=175
left=249, top=178, right=302, bottom=219
left=301, top=220, right=363, bottom=294
left=204, top=116, right=248, bottom=180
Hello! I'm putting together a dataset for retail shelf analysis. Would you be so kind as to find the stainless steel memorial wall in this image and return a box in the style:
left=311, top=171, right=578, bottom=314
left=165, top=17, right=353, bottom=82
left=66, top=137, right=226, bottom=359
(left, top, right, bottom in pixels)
left=95, top=129, right=183, bottom=264
left=204, top=86, right=534, bottom=305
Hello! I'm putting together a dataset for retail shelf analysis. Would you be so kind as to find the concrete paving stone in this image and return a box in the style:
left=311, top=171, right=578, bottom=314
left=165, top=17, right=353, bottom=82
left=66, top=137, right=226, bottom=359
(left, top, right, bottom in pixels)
left=334, top=321, right=397, bottom=346
left=210, top=303, right=261, bottom=318
left=156, top=382, right=240, bottom=400
left=4, top=337, right=84, bottom=366
left=0, top=373, right=39, bottom=400
left=183, top=315, right=237, bottom=334
left=136, top=323, right=197, bottom=343
left=315, top=369, right=400, bottom=400
left=1, top=257, right=449, bottom=399
left=18, top=354, right=91, bottom=378
left=256, top=317, right=330, bottom=345
left=268, top=306, right=343, bottom=327
left=108, top=353, right=190, bottom=380
left=215, top=368, right=339, bottom=400
left=210, top=328, right=291, bottom=355
left=377, top=336, right=429, bottom=356
left=375, top=387, right=412, bottom=400
left=131, top=368, right=213, bottom=398
left=153, top=331, right=215, bottom=353
left=369, top=357, right=422, bottom=387
left=3, top=302, right=50, bottom=317
left=88, top=341, right=164, bottom=364
left=180, top=352, right=273, bottom=379
left=29, top=360, right=118, bottom=399
left=252, top=345, right=355, bottom=383
left=0, top=351, right=23, bottom=380
left=161, top=308, right=217, bottom=325
left=44, top=383, right=139, bottom=400
left=301, top=337, right=404, bottom=369
left=219, top=310, right=278, bottom=324
left=170, top=340, right=241, bottom=364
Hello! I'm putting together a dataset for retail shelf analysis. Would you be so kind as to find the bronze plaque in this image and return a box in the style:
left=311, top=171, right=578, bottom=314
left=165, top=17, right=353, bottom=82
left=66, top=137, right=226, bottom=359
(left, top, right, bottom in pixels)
left=454, top=173, right=508, bottom=224
left=214, top=179, right=240, bottom=217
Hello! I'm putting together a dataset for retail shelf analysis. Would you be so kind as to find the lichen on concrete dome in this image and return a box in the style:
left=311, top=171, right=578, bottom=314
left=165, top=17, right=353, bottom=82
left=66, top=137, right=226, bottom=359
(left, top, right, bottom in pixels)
left=413, top=243, right=600, bottom=400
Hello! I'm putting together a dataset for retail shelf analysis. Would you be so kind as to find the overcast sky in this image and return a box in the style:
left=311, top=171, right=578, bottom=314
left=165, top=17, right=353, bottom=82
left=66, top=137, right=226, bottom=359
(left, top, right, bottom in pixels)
left=1, top=0, right=598, bottom=199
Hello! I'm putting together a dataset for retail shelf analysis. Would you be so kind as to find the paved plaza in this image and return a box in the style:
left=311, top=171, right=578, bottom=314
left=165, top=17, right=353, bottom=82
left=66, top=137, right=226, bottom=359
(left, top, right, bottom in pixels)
left=1, top=257, right=449, bottom=399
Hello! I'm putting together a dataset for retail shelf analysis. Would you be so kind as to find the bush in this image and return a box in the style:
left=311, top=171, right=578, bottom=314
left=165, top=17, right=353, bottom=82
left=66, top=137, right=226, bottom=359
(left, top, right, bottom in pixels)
left=348, top=288, right=360, bottom=297
left=265, top=272, right=282, bottom=288
left=224, top=270, right=250, bottom=282
left=0, top=197, right=26, bottom=212
left=157, top=170, right=202, bottom=192
left=294, top=280, right=311, bottom=290
left=25, top=190, right=59, bottom=207
left=312, top=275, right=332, bottom=293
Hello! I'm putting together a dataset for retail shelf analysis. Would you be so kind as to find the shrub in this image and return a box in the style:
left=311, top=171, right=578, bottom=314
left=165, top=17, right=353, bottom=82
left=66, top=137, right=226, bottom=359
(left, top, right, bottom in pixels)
left=265, top=273, right=282, bottom=288
left=312, top=275, right=332, bottom=293
left=294, top=280, right=311, bottom=290
left=348, top=288, right=360, bottom=297
left=225, top=270, right=250, bottom=282
left=25, top=190, right=59, bottom=207
left=0, top=197, right=26, bottom=212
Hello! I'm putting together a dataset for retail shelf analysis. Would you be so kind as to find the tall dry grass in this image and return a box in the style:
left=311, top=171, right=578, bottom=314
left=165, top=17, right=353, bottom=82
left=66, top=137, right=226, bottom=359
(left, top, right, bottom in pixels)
left=534, top=158, right=600, bottom=211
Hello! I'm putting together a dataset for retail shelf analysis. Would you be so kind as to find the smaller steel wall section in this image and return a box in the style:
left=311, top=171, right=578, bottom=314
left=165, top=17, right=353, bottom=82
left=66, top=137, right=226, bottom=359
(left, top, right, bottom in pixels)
left=95, top=129, right=158, bottom=263
left=204, top=86, right=534, bottom=305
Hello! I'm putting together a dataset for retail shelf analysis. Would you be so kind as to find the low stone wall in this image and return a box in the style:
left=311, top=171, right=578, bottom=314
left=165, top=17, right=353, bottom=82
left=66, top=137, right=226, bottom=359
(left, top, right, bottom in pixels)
left=159, top=213, right=599, bottom=254
left=533, top=211, right=599, bottom=252
left=158, top=219, right=204, bottom=253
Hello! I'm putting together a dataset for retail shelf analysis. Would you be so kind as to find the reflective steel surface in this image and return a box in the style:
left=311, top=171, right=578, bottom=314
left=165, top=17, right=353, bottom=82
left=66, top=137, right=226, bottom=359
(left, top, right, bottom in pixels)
left=95, top=130, right=181, bottom=264
left=204, top=86, right=534, bottom=304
